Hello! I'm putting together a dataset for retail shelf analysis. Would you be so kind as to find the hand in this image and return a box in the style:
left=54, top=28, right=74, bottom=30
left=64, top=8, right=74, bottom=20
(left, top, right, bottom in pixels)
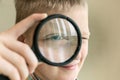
left=0, top=13, right=47, bottom=80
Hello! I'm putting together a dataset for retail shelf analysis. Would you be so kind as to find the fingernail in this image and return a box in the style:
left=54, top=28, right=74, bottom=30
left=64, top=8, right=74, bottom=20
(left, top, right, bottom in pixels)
left=42, top=13, right=48, bottom=18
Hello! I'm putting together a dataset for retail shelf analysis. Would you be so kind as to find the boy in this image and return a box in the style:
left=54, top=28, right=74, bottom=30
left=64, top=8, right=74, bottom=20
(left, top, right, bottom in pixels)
left=0, top=0, right=90, bottom=80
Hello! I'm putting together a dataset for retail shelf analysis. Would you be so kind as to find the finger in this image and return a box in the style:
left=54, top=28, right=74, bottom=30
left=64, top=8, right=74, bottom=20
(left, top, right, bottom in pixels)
left=4, top=40, right=38, bottom=73
left=0, top=57, right=20, bottom=80
left=8, top=13, right=47, bottom=39
left=1, top=47, right=29, bottom=80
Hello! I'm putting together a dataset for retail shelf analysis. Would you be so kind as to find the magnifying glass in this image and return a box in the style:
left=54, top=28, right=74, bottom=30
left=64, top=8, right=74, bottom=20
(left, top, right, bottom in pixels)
left=32, top=14, right=82, bottom=66
left=0, top=14, right=82, bottom=80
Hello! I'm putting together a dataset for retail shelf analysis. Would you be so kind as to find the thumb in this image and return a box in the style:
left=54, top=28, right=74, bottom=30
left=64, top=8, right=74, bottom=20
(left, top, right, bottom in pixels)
left=7, top=13, right=47, bottom=39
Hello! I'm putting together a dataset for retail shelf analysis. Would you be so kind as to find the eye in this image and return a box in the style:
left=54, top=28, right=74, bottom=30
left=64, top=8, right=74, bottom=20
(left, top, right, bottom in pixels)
left=50, top=35, right=62, bottom=40
left=44, top=34, right=63, bottom=41
left=82, top=37, right=88, bottom=40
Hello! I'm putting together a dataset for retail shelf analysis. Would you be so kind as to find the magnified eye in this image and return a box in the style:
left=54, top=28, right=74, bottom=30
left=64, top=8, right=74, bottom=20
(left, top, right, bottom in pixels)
left=44, top=34, right=63, bottom=41
left=51, top=35, right=62, bottom=40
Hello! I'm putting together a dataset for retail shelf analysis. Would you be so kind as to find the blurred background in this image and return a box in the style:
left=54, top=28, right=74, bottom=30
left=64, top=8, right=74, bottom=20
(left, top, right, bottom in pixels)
left=0, top=0, right=120, bottom=80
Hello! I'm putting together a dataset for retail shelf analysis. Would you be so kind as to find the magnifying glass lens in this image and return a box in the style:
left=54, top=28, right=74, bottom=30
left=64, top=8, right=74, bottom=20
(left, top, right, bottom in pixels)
left=38, top=18, right=78, bottom=63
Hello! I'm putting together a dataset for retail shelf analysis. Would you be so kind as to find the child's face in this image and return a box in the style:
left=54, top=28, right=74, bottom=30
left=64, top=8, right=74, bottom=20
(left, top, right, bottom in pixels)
left=25, top=4, right=90, bottom=80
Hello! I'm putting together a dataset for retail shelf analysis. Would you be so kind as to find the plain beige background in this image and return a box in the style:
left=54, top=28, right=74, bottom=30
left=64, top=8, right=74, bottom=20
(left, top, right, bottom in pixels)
left=0, top=0, right=120, bottom=80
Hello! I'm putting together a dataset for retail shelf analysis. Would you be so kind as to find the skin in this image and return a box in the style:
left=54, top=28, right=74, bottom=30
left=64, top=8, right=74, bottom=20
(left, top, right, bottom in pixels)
left=24, top=4, right=90, bottom=80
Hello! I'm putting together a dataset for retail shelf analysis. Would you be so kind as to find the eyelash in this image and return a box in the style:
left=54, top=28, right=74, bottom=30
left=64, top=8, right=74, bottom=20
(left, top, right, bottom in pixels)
left=82, top=37, right=88, bottom=40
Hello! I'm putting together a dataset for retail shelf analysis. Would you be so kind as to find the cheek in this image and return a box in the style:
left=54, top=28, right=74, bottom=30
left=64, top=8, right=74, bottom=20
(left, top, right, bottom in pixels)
left=24, top=32, right=34, bottom=47
left=24, top=24, right=38, bottom=46
left=80, top=40, right=88, bottom=60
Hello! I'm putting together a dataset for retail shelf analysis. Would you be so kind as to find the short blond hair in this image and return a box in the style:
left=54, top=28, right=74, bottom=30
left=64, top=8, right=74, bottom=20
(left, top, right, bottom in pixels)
left=15, top=0, right=84, bottom=23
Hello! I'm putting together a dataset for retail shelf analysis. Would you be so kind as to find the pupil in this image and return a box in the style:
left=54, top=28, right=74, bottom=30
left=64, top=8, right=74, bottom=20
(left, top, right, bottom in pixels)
left=52, top=35, right=60, bottom=40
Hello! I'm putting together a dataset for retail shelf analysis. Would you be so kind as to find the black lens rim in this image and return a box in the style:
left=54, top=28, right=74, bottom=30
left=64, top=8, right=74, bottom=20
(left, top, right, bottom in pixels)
left=32, top=14, right=82, bottom=66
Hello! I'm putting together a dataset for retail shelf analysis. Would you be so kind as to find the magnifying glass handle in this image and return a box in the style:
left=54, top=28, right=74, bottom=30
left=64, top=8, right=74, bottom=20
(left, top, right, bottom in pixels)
left=0, top=75, right=9, bottom=80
